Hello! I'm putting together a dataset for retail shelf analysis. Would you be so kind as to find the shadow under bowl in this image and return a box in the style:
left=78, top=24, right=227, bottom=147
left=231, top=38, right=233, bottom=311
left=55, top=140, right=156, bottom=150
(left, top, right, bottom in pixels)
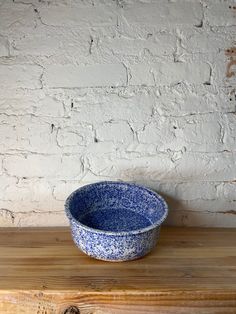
left=65, top=181, right=168, bottom=261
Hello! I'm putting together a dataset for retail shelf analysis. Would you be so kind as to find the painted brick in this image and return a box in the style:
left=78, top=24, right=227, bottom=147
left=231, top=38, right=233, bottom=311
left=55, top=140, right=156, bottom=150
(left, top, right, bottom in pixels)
left=11, top=29, right=90, bottom=58
left=123, top=1, right=203, bottom=26
left=14, top=211, right=67, bottom=227
left=96, top=121, right=134, bottom=144
left=3, top=178, right=63, bottom=214
left=217, top=182, right=236, bottom=200
left=178, top=199, right=236, bottom=213
left=0, top=3, right=35, bottom=30
left=223, top=113, right=236, bottom=150
left=166, top=210, right=236, bottom=227
left=170, top=114, right=224, bottom=152
left=175, top=182, right=217, bottom=201
left=0, top=36, right=8, bottom=57
left=44, top=64, right=127, bottom=88
left=87, top=151, right=236, bottom=182
left=102, top=34, right=176, bottom=57
left=39, top=5, right=116, bottom=27
left=0, top=92, right=65, bottom=117
left=129, top=62, right=210, bottom=86
left=0, top=175, right=17, bottom=200
left=0, top=65, right=42, bottom=89
left=0, top=209, right=14, bottom=227
left=36, top=96, right=65, bottom=117
left=205, top=2, right=236, bottom=26
left=137, top=119, right=174, bottom=150
left=156, top=85, right=234, bottom=116
left=57, top=125, right=94, bottom=148
left=4, top=154, right=82, bottom=178
left=87, top=154, right=176, bottom=181
left=4, top=155, right=62, bottom=178
left=0, top=115, right=60, bottom=154
left=138, top=114, right=224, bottom=153
left=53, top=181, right=85, bottom=201
left=175, top=152, right=236, bottom=181
left=71, top=92, right=154, bottom=124
left=183, top=30, right=233, bottom=54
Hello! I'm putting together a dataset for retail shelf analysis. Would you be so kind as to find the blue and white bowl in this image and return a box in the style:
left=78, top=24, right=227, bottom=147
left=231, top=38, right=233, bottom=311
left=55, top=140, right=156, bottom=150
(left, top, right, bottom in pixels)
left=65, top=181, right=168, bottom=262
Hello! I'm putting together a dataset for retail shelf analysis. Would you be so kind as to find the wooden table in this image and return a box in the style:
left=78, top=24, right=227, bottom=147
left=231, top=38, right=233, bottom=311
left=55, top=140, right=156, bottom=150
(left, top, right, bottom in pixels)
left=0, top=227, right=235, bottom=314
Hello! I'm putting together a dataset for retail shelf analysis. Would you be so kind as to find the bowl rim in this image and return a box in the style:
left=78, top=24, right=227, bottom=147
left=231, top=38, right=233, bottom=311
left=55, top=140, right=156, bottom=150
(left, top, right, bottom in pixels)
left=65, top=181, right=168, bottom=236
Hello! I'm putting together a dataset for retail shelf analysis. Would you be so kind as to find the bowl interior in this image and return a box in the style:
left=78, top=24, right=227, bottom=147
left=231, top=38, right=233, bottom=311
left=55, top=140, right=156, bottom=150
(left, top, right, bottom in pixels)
left=67, top=182, right=167, bottom=233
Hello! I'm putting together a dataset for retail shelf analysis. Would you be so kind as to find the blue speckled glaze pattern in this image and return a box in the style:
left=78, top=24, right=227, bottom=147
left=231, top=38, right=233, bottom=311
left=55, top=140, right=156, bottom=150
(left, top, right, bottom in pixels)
left=65, top=181, right=168, bottom=261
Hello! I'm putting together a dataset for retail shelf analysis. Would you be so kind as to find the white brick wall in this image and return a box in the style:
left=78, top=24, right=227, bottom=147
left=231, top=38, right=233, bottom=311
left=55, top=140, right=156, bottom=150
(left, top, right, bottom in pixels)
left=0, top=0, right=235, bottom=227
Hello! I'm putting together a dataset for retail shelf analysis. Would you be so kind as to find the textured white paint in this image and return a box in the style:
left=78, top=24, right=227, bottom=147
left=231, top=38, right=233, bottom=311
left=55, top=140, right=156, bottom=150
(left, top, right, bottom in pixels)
left=0, top=2, right=35, bottom=30
left=0, top=0, right=235, bottom=227
left=129, top=62, right=211, bottom=85
left=122, top=1, right=203, bottom=26
left=0, top=65, right=42, bottom=89
left=205, top=2, right=236, bottom=26
left=0, top=36, right=8, bottom=57
left=44, top=64, right=127, bottom=88
left=39, top=4, right=117, bottom=27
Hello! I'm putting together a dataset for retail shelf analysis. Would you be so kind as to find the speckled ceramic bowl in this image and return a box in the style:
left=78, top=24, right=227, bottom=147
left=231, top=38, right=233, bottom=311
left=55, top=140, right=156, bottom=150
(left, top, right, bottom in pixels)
left=65, top=181, right=168, bottom=261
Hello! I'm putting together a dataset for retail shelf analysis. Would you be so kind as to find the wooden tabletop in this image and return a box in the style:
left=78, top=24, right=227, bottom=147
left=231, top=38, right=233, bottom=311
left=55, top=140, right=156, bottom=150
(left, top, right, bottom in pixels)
left=0, top=227, right=236, bottom=313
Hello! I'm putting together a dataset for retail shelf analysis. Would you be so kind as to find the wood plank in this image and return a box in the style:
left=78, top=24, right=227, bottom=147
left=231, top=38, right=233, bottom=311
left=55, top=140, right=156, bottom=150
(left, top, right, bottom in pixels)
left=0, top=227, right=235, bottom=313
left=0, top=290, right=236, bottom=314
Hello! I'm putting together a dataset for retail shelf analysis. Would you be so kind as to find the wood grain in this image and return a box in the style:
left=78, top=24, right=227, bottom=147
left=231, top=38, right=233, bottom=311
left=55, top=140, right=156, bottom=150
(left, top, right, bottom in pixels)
left=0, top=227, right=235, bottom=313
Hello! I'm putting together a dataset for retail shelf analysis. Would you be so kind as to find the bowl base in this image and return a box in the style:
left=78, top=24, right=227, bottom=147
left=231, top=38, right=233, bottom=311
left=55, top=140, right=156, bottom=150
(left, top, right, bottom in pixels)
left=79, top=246, right=153, bottom=262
